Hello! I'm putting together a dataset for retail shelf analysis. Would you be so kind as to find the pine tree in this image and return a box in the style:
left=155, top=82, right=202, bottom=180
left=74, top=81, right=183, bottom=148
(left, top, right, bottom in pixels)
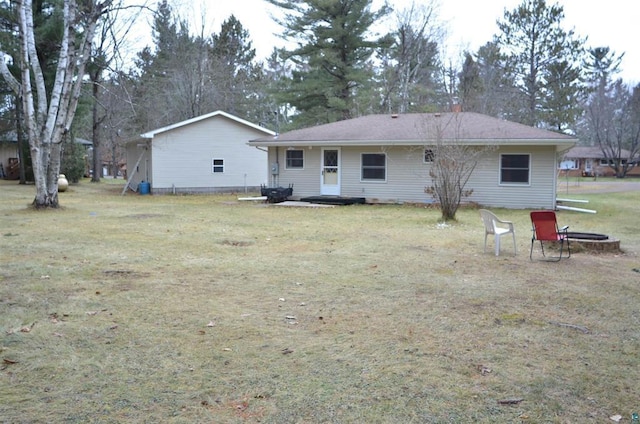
left=542, top=60, right=582, bottom=132
left=375, top=3, right=443, bottom=114
left=129, top=3, right=269, bottom=130
left=457, top=42, right=520, bottom=119
left=132, top=0, right=199, bottom=130
left=495, top=0, right=584, bottom=128
left=210, top=15, right=263, bottom=117
left=267, top=0, right=391, bottom=127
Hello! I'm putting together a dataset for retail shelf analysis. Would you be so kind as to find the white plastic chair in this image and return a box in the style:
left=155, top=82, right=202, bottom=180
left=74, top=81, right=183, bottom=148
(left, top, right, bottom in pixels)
left=479, top=209, right=517, bottom=256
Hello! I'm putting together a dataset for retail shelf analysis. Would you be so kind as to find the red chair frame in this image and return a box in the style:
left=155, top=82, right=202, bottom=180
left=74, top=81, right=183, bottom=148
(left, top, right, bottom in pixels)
left=529, top=210, right=571, bottom=261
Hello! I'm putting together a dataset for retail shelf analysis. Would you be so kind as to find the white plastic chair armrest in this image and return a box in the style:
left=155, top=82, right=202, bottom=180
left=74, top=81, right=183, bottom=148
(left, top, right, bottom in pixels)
left=495, top=219, right=514, bottom=232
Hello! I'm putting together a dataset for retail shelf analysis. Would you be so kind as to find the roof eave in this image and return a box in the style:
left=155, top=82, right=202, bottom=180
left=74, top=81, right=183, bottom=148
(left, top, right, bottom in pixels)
left=141, top=110, right=276, bottom=138
left=556, top=141, right=577, bottom=152
left=249, top=138, right=577, bottom=148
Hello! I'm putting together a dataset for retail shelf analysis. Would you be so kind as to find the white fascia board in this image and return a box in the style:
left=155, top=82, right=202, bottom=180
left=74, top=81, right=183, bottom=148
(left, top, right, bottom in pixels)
left=248, top=138, right=575, bottom=148
left=141, top=110, right=276, bottom=138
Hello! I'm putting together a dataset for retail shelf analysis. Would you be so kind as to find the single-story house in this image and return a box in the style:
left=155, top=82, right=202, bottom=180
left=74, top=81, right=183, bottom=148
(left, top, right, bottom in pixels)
left=125, top=111, right=275, bottom=194
left=560, top=146, right=639, bottom=177
left=249, top=112, right=576, bottom=209
left=1, top=136, right=90, bottom=180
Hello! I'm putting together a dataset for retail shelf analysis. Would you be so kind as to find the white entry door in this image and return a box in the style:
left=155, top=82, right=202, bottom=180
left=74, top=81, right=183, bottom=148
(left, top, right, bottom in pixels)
left=320, top=148, right=340, bottom=195
left=585, top=159, right=593, bottom=175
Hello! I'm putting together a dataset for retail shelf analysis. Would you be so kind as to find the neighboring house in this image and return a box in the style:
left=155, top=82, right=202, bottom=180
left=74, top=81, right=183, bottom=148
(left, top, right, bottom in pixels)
left=560, top=146, right=640, bottom=177
left=0, top=139, right=19, bottom=179
left=80, top=137, right=127, bottom=178
left=249, top=112, right=576, bottom=209
left=74, top=138, right=94, bottom=177
left=1, top=136, right=90, bottom=180
left=125, top=111, right=275, bottom=194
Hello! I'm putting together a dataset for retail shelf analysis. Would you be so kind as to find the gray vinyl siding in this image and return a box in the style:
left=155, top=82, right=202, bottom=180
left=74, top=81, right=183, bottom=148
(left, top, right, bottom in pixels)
left=267, top=147, right=321, bottom=194
left=341, top=146, right=430, bottom=202
left=269, top=144, right=558, bottom=209
left=468, top=146, right=558, bottom=209
left=151, top=117, right=268, bottom=192
left=125, top=142, right=152, bottom=191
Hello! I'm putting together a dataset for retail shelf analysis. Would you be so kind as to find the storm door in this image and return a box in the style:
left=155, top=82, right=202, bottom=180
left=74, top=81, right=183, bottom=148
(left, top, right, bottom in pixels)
left=320, top=148, right=340, bottom=195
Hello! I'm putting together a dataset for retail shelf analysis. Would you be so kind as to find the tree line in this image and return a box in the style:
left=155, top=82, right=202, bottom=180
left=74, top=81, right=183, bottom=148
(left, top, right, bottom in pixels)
left=1, top=0, right=639, bottom=208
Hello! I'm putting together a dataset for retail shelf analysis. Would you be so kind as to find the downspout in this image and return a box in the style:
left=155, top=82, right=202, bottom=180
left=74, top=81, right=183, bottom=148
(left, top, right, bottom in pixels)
left=253, top=145, right=270, bottom=189
left=273, top=146, right=279, bottom=187
left=552, top=151, right=559, bottom=210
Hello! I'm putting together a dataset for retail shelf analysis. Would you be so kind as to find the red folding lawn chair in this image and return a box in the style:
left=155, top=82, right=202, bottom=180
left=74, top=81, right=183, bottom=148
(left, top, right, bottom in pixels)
left=529, top=210, right=571, bottom=261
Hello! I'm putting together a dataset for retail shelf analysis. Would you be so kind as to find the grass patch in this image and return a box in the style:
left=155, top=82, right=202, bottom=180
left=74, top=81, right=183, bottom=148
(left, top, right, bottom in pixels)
left=1, top=179, right=639, bottom=422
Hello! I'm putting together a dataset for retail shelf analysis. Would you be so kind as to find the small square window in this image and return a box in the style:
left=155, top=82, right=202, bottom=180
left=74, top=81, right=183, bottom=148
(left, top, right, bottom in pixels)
left=424, top=149, right=435, bottom=163
left=286, top=150, right=304, bottom=169
left=212, top=158, right=224, bottom=173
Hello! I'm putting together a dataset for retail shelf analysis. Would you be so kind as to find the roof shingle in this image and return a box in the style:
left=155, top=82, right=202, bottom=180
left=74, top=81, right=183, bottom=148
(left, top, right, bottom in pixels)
left=250, top=112, right=575, bottom=146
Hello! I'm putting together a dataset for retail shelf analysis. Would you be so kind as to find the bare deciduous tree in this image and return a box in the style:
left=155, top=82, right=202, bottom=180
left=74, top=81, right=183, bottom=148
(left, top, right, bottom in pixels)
left=384, top=1, right=443, bottom=113
left=422, top=113, right=495, bottom=221
left=581, top=47, right=640, bottom=178
left=585, top=80, right=640, bottom=178
left=0, top=0, right=116, bottom=208
left=86, top=2, right=141, bottom=182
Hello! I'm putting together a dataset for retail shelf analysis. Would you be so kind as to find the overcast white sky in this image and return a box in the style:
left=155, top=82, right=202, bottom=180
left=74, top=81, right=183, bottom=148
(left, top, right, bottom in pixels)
left=155, top=0, right=639, bottom=85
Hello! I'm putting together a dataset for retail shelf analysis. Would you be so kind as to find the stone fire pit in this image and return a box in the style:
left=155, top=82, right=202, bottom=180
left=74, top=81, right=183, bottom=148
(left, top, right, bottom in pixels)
left=566, top=232, right=621, bottom=253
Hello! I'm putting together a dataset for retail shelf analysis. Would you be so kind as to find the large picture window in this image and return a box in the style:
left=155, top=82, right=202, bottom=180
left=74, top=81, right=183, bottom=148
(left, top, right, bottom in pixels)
left=559, top=159, right=578, bottom=170
left=500, top=154, right=529, bottom=184
left=212, top=158, right=224, bottom=173
left=286, top=150, right=304, bottom=169
left=361, top=153, right=386, bottom=181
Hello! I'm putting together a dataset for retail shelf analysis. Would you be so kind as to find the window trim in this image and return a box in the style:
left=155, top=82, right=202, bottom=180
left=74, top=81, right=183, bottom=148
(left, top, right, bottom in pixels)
left=212, top=158, right=224, bottom=173
left=424, top=148, right=435, bottom=163
left=285, top=149, right=304, bottom=169
left=361, top=152, right=387, bottom=182
left=558, top=159, right=578, bottom=170
left=499, top=153, right=530, bottom=186
left=600, top=158, right=628, bottom=166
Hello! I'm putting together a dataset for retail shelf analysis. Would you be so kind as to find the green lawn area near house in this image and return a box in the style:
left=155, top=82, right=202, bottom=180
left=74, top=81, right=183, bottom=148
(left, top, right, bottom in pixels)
left=1, top=180, right=639, bottom=423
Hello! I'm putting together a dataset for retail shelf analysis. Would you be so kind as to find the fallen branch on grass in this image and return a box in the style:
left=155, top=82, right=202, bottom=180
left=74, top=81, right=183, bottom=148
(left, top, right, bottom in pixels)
left=548, top=321, right=590, bottom=334
left=498, top=398, right=524, bottom=405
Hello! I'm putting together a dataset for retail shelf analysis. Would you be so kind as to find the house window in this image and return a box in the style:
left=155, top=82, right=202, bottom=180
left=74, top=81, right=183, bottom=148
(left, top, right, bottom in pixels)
left=600, top=158, right=627, bottom=166
left=424, top=148, right=435, bottom=163
left=212, top=158, right=224, bottom=173
left=500, top=154, right=529, bottom=184
left=559, top=159, right=578, bottom=170
left=286, top=149, right=304, bottom=169
left=362, top=153, right=386, bottom=181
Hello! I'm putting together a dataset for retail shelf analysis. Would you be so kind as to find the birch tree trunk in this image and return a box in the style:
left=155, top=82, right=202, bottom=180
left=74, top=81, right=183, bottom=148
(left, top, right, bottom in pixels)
left=0, top=0, right=113, bottom=208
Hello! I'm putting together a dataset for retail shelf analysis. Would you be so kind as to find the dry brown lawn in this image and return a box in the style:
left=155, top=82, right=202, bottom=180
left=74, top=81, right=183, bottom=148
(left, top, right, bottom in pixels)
left=0, top=179, right=639, bottom=423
